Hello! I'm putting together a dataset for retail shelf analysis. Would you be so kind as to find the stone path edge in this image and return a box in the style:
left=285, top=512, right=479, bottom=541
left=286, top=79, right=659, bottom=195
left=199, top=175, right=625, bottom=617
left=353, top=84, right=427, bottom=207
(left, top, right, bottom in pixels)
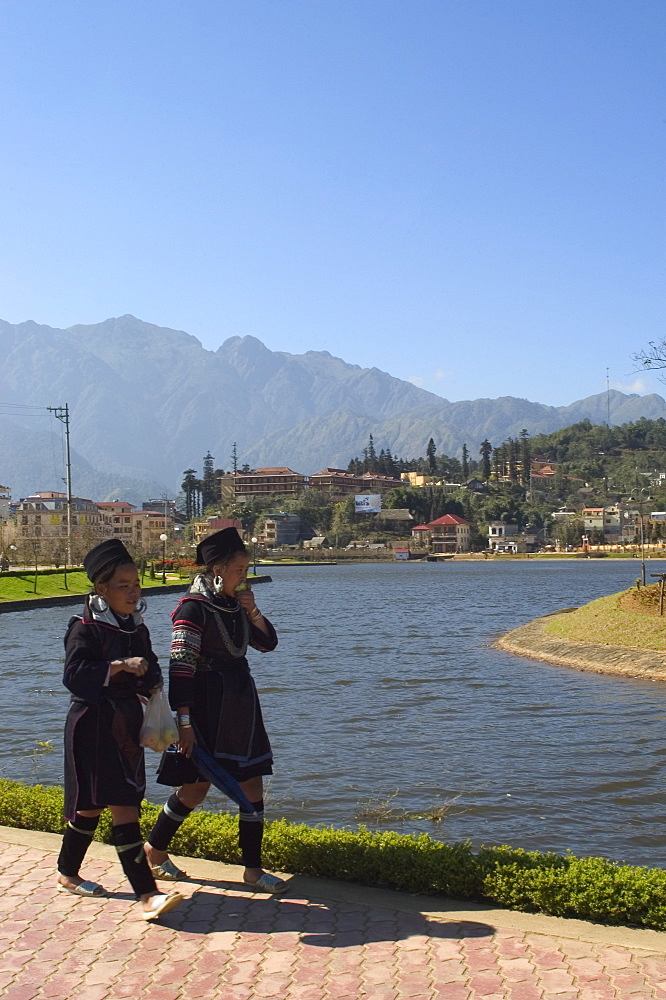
left=3, top=823, right=665, bottom=953
left=495, top=613, right=666, bottom=682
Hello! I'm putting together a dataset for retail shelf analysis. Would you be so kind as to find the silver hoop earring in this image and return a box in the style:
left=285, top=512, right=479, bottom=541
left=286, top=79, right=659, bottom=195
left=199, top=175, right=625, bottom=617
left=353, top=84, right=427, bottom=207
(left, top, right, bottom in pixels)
left=90, top=594, right=109, bottom=613
left=135, top=598, right=147, bottom=614
left=213, top=575, right=224, bottom=594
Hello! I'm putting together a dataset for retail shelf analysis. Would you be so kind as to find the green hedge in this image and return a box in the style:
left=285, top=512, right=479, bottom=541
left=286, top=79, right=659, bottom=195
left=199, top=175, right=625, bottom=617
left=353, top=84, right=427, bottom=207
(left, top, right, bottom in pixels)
left=2, top=778, right=665, bottom=931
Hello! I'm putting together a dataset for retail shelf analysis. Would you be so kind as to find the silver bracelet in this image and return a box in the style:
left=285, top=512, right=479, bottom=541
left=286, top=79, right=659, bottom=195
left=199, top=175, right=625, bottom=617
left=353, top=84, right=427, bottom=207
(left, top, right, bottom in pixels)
left=177, top=714, right=191, bottom=726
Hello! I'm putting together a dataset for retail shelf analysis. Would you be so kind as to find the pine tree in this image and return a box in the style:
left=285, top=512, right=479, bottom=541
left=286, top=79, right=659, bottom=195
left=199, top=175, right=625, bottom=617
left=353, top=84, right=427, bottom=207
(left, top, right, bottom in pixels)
left=479, top=440, right=493, bottom=482
left=366, top=434, right=378, bottom=472
left=201, top=451, right=217, bottom=509
left=461, top=443, right=469, bottom=480
left=425, top=437, right=437, bottom=473
left=181, top=469, right=199, bottom=521
left=520, top=429, right=531, bottom=487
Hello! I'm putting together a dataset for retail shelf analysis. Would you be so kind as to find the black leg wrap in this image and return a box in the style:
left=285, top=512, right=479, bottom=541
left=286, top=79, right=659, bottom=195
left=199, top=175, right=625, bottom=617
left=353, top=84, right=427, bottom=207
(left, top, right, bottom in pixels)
left=57, top=813, right=100, bottom=877
left=239, top=799, right=264, bottom=869
left=112, top=822, right=157, bottom=898
left=146, top=793, right=194, bottom=852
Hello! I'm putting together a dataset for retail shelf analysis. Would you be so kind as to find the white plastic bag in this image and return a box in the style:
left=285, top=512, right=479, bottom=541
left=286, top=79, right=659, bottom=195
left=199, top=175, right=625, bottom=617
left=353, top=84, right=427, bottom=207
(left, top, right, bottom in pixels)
left=139, top=687, right=179, bottom=752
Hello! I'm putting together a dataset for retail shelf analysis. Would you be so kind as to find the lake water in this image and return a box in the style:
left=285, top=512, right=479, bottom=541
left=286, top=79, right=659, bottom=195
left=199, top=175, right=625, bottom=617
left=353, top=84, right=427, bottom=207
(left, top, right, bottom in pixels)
left=4, top=559, right=666, bottom=867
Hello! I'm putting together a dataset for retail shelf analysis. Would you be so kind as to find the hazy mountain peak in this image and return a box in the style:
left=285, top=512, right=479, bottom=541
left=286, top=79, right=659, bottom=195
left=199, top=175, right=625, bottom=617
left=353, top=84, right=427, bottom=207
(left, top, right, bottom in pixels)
left=1, top=314, right=665, bottom=498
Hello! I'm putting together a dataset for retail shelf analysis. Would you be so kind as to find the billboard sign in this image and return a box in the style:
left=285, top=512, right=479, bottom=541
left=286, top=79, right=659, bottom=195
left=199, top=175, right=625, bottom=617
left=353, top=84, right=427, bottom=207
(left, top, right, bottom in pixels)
left=355, top=494, right=382, bottom=514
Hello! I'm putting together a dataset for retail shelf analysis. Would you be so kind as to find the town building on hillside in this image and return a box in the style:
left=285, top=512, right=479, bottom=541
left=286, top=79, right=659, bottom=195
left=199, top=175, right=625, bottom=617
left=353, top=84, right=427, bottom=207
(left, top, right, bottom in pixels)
left=400, top=472, right=441, bottom=488
left=309, top=468, right=402, bottom=496
left=131, top=510, right=174, bottom=554
left=97, top=501, right=136, bottom=543
left=551, top=509, right=577, bottom=522
left=487, top=521, right=520, bottom=552
left=193, top=517, right=243, bottom=547
left=412, top=514, right=471, bottom=553
left=260, top=513, right=302, bottom=548
left=218, top=475, right=236, bottom=505
left=0, top=485, right=11, bottom=521
left=142, top=498, right=179, bottom=519
left=98, top=502, right=176, bottom=554
left=582, top=506, right=623, bottom=543
left=530, top=457, right=559, bottom=475
left=10, top=493, right=177, bottom=563
left=14, top=492, right=103, bottom=561
left=231, top=468, right=308, bottom=498
left=487, top=521, right=541, bottom=553
left=373, top=508, right=414, bottom=531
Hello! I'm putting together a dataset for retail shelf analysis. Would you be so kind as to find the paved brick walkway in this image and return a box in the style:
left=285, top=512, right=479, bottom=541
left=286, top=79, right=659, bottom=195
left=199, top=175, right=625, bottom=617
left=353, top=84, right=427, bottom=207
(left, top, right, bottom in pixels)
left=0, top=827, right=664, bottom=1000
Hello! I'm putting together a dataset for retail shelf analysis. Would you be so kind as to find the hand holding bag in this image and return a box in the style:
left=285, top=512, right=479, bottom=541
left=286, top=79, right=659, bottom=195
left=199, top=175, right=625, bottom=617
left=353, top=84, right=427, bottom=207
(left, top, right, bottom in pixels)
left=140, top=687, right=179, bottom=752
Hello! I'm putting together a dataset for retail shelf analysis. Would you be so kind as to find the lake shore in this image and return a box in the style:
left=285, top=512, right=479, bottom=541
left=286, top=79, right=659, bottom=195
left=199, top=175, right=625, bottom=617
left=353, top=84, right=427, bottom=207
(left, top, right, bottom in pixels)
left=496, top=610, right=666, bottom=682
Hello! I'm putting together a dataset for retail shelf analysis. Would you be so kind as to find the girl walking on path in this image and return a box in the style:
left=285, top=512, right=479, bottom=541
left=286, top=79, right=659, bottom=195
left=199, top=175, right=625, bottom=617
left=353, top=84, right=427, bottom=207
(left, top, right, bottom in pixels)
left=145, top=527, right=286, bottom=893
left=56, top=539, right=183, bottom=920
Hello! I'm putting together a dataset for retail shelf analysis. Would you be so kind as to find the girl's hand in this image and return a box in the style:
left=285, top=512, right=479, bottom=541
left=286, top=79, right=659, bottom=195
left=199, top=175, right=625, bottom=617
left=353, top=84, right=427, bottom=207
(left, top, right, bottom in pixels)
left=178, top=725, right=197, bottom=758
left=236, top=587, right=256, bottom=614
left=110, top=656, right=149, bottom=677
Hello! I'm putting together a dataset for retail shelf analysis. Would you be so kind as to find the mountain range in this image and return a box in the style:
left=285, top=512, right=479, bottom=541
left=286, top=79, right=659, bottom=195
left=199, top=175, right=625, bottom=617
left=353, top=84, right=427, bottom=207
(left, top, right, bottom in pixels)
left=1, top=314, right=664, bottom=505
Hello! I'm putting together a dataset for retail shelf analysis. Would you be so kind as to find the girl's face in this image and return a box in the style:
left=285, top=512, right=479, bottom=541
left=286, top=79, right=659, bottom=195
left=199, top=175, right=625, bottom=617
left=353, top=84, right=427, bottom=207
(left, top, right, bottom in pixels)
left=214, top=552, right=249, bottom=597
left=97, top=563, right=141, bottom=616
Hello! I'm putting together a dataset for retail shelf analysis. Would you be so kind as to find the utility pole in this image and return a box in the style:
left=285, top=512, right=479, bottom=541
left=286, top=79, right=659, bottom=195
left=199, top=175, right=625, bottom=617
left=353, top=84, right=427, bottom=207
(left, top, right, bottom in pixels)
left=47, top=404, right=72, bottom=575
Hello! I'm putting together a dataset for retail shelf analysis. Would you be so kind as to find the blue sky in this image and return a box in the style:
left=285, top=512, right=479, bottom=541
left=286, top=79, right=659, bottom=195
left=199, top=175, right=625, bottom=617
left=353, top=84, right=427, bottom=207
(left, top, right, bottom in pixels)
left=0, top=0, right=663, bottom=406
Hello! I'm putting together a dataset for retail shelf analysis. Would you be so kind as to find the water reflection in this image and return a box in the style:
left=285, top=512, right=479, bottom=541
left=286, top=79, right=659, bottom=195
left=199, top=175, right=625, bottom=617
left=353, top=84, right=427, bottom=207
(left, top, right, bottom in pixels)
left=3, top=559, right=666, bottom=866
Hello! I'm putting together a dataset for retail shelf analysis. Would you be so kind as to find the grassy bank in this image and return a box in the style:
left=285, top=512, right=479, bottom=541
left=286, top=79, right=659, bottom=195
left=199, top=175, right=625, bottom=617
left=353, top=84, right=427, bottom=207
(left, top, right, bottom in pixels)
left=0, top=570, right=91, bottom=601
left=545, top=586, right=666, bottom=651
left=2, top=778, right=666, bottom=930
left=0, top=570, right=190, bottom=602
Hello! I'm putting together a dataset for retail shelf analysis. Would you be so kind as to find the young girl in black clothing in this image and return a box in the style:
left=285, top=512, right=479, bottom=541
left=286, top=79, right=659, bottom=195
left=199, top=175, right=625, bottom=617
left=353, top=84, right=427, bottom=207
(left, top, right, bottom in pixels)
left=145, top=527, right=285, bottom=892
left=57, top=539, right=183, bottom=920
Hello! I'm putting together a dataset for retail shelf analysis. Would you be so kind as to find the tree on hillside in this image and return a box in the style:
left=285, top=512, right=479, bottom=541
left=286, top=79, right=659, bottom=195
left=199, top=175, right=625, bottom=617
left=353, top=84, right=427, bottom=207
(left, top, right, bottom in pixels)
left=461, top=443, right=469, bottom=480
left=364, top=434, right=378, bottom=472
left=181, top=468, right=201, bottom=520
left=380, top=447, right=399, bottom=478
left=448, top=456, right=462, bottom=482
left=201, top=451, right=217, bottom=509
left=331, top=497, right=356, bottom=547
left=520, top=429, right=531, bottom=486
left=426, top=438, right=437, bottom=473
left=480, top=439, right=493, bottom=482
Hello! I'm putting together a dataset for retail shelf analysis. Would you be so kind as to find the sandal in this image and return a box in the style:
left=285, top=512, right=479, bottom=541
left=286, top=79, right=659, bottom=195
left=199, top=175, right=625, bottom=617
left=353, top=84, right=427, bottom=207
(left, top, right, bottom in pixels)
left=150, top=858, right=187, bottom=880
left=243, top=872, right=288, bottom=894
left=58, top=880, right=107, bottom=897
left=142, top=891, right=184, bottom=921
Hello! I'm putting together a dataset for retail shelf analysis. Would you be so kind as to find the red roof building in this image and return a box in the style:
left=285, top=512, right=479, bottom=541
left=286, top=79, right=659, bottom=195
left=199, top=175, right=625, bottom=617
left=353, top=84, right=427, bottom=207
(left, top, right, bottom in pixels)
left=412, top=514, right=471, bottom=553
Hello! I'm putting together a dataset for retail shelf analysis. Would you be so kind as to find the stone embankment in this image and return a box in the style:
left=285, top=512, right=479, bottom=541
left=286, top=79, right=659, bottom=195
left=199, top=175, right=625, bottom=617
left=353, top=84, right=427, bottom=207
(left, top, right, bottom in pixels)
left=495, top=610, right=666, bottom=682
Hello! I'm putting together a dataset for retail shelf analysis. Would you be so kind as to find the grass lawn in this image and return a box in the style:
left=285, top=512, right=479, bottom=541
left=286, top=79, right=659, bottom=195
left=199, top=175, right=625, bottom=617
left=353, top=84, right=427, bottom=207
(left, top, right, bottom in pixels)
left=545, top=590, right=666, bottom=651
left=0, top=570, right=188, bottom=602
left=0, top=571, right=91, bottom=601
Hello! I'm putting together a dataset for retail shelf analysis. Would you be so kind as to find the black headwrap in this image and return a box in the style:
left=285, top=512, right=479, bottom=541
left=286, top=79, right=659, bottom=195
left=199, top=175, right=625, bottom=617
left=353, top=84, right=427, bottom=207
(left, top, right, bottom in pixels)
left=195, top=527, right=246, bottom=566
left=83, top=539, right=134, bottom=582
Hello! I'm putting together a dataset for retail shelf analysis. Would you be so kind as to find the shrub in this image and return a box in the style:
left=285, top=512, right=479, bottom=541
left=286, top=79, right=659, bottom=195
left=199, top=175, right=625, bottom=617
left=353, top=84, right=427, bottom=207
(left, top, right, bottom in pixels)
left=2, top=778, right=666, bottom=930
left=481, top=853, right=666, bottom=930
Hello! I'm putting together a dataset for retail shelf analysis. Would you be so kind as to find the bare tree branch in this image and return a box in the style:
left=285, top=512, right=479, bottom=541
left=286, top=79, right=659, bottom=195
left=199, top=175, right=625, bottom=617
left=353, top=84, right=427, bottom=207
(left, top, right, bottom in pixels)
left=633, top=340, right=666, bottom=376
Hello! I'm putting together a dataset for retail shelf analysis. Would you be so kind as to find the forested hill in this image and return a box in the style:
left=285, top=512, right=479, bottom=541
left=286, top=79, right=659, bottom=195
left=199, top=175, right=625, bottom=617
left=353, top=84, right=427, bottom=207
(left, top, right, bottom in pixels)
left=527, top=417, right=666, bottom=490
